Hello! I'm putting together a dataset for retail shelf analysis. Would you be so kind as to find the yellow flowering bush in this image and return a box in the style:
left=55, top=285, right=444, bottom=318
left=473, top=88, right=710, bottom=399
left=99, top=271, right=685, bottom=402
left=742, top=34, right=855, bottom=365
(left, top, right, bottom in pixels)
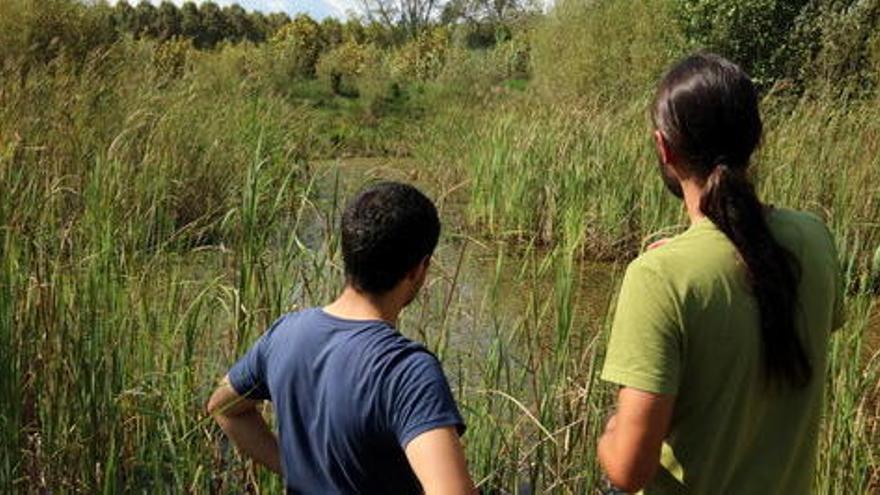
left=389, top=28, right=450, bottom=81
left=271, top=14, right=324, bottom=78
left=152, top=37, right=190, bottom=79
left=316, top=41, right=382, bottom=95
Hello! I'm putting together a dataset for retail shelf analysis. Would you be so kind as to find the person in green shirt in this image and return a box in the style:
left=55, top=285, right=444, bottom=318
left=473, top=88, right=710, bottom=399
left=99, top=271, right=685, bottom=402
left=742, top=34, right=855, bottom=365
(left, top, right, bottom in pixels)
left=597, top=53, right=845, bottom=494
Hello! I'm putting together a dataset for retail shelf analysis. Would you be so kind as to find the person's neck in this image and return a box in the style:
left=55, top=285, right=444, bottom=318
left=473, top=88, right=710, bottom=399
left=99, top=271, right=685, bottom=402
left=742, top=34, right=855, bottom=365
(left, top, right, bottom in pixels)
left=323, top=285, right=403, bottom=326
left=681, top=179, right=707, bottom=225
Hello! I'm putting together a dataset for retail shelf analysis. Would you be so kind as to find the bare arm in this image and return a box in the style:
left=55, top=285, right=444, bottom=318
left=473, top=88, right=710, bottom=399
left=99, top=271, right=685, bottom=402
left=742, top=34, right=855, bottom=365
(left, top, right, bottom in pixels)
left=207, top=376, right=282, bottom=475
left=597, top=387, right=675, bottom=493
left=405, top=426, right=475, bottom=495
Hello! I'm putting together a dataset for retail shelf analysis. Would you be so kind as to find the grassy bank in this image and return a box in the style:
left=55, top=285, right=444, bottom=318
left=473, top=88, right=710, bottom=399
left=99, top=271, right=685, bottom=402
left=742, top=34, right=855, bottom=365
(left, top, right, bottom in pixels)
left=445, top=91, right=880, bottom=279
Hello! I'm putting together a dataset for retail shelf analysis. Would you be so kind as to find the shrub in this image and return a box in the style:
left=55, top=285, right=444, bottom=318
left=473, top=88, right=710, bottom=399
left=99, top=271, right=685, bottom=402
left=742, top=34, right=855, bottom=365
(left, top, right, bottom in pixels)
left=152, top=37, right=191, bottom=80
left=390, top=27, right=451, bottom=81
left=672, top=0, right=809, bottom=86
left=0, top=0, right=118, bottom=68
left=358, top=58, right=406, bottom=118
left=437, top=37, right=530, bottom=96
left=271, top=14, right=324, bottom=79
left=531, top=0, right=684, bottom=104
left=316, top=41, right=382, bottom=96
left=794, top=0, right=880, bottom=96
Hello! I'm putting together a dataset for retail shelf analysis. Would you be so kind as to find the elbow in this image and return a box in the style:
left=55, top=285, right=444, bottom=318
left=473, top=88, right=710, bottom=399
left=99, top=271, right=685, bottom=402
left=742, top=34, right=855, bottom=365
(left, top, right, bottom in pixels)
left=598, top=439, right=658, bottom=493
left=206, top=388, right=228, bottom=418
left=207, top=392, right=237, bottom=434
left=605, top=471, right=651, bottom=494
left=422, top=486, right=476, bottom=495
left=603, top=461, right=658, bottom=494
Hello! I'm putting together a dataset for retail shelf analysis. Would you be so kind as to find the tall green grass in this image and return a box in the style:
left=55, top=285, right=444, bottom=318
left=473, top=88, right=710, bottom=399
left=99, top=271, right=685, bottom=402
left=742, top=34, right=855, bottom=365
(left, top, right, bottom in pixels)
left=0, top=35, right=321, bottom=491
left=450, top=91, right=880, bottom=276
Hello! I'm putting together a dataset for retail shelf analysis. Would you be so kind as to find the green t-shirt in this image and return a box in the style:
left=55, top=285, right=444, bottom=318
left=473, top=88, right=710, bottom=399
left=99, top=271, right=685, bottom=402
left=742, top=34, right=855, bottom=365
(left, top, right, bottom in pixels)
left=602, top=209, right=844, bottom=494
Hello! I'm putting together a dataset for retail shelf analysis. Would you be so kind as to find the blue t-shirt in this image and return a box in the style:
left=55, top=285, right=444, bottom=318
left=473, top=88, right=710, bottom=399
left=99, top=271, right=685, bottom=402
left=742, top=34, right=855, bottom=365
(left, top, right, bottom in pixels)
left=227, top=307, right=465, bottom=494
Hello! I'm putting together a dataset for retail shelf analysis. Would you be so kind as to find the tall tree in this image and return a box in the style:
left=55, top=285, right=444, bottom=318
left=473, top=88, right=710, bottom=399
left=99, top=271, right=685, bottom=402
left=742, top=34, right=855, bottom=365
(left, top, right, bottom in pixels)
left=180, top=2, right=202, bottom=41
left=112, top=1, right=136, bottom=34
left=359, top=0, right=439, bottom=38
left=265, top=12, right=292, bottom=35
left=321, top=17, right=344, bottom=47
left=156, top=1, right=183, bottom=40
left=198, top=1, right=228, bottom=48
left=223, top=4, right=252, bottom=42
left=133, top=0, right=159, bottom=38
left=247, top=11, right=270, bottom=42
left=342, top=19, right=366, bottom=43
left=363, top=20, right=394, bottom=47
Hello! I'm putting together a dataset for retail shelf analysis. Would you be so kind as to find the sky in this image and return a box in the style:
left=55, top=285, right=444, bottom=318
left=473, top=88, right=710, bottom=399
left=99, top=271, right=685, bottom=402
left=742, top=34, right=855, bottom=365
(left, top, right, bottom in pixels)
left=105, top=0, right=360, bottom=21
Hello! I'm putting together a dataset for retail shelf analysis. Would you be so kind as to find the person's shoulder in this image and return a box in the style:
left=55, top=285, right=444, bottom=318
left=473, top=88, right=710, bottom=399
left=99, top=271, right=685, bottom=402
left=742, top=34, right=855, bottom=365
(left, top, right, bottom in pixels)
left=350, top=326, right=438, bottom=370
left=349, top=333, right=446, bottom=400
left=326, top=315, right=429, bottom=361
left=397, top=344, right=441, bottom=368
left=258, top=307, right=324, bottom=346
left=629, top=229, right=716, bottom=278
left=620, top=253, right=681, bottom=302
left=629, top=220, right=740, bottom=293
left=268, top=307, right=317, bottom=331
left=384, top=345, right=449, bottom=396
left=372, top=331, right=434, bottom=364
left=642, top=220, right=727, bottom=258
left=770, top=208, right=836, bottom=247
left=625, top=251, right=664, bottom=279
left=772, top=207, right=828, bottom=229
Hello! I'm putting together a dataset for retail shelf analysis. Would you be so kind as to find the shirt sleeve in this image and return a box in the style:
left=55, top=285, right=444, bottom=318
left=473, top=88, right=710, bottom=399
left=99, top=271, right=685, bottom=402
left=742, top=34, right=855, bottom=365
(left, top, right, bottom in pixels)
left=227, top=317, right=285, bottom=401
left=601, top=259, right=683, bottom=395
left=387, top=351, right=466, bottom=448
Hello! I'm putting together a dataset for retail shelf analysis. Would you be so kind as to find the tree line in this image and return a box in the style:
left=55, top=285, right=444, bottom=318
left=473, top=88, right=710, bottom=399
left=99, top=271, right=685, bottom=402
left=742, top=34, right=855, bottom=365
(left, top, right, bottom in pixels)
left=110, top=1, right=293, bottom=48
left=105, top=0, right=530, bottom=50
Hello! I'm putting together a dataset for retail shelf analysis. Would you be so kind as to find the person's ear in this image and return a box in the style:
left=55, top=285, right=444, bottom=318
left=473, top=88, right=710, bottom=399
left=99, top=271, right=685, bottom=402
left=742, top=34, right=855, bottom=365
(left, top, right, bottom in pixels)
left=415, top=256, right=431, bottom=280
left=654, top=129, right=687, bottom=181
left=654, top=130, right=673, bottom=166
left=405, top=256, right=430, bottom=282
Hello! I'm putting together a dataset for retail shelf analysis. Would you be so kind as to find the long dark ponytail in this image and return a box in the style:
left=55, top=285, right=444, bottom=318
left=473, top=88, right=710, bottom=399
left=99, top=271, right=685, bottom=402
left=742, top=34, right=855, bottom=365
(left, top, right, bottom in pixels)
left=652, top=53, right=811, bottom=388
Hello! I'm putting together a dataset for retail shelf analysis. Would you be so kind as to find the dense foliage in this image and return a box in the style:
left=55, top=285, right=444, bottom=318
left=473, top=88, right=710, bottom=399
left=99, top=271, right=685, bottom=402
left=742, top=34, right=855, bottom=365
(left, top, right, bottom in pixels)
left=673, top=0, right=880, bottom=92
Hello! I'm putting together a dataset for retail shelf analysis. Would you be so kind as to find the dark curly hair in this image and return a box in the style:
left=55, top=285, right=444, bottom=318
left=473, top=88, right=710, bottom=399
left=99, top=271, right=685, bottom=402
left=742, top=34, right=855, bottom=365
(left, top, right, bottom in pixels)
left=341, top=181, right=441, bottom=294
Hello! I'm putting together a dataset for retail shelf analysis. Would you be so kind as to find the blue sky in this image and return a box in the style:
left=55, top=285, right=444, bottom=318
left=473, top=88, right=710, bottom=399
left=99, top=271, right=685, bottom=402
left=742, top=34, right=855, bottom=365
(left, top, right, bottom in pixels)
left=105, top=0, right=359, bottom=20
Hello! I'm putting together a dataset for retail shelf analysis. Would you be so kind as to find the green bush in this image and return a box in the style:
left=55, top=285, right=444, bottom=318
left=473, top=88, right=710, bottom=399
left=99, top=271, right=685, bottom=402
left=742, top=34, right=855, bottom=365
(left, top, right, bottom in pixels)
left=0, top=0, right=118, bottom=68
left=152, top=37, right=191, bottom=80
left=531, top=0, right=684, bottom=104
left=270, top=14, right=324, bottom=79
left=390, top=27, right=451, bottom=81
left=793, top=0, right=880, bottom=95
left=669, top=0, right=880, bottom=95
left=316, top=41, right=382, bottom=96
left=437, top=37, right=530, bottom=97
left=673, top=0, right=809, bottom=85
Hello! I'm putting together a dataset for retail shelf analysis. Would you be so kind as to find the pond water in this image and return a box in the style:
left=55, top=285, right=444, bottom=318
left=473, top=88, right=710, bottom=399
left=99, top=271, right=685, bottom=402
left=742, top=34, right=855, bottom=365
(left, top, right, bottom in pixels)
left=308, top=157, right=879, bottom=359
left=308, top=157, right=620, bottom=337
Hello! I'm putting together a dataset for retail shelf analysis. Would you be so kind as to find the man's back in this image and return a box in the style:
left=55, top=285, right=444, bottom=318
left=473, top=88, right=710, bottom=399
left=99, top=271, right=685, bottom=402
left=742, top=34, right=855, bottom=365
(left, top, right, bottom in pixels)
left=603, top=209, right=844, bottom=493
left=228, top=308, right=465, bottom=494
